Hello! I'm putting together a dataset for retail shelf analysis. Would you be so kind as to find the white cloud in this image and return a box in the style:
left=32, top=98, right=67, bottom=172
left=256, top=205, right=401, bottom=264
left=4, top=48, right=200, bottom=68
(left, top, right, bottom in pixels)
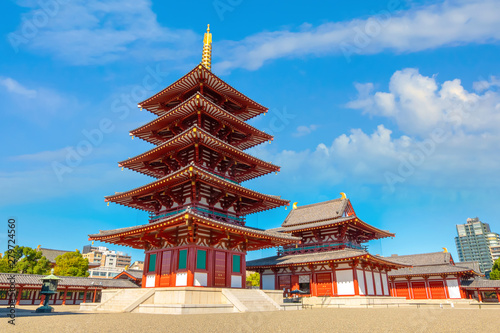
left=251, top=69, right=500, bottom=193
left=293, top=124, right=318, bottom=137
left=0, top=76, right=80, bottom=123
left=9, top=0, right=198, bottom=65
left=0, top=77, right=37, bottom=98
left=347, top=68, right=500, bottom=136
left=214, top=0, right=500, bottom=72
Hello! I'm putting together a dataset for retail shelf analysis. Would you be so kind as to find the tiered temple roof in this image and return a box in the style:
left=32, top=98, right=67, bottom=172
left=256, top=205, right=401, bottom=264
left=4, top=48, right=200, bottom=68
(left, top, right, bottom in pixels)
left=90, top=27, right=295, bottom=254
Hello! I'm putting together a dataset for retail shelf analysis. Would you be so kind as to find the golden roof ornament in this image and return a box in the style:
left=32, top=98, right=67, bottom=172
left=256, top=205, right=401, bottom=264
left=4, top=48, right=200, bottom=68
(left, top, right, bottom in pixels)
left=201, top=24, right=212, bottom=70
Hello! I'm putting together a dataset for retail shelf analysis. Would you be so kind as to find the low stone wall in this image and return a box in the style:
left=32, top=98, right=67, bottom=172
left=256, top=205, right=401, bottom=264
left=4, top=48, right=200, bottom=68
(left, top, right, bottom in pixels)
left=151, top=287, right=231, bottom=305
left=263, top=290, right=285, bottom=305
left=303, top=296, right=407, bottom=307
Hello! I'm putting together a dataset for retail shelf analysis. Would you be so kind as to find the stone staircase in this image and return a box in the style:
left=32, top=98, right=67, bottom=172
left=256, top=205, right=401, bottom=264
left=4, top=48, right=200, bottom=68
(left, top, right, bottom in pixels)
left=97, top=288, right=153, bottom=312
left=223, top=289, right=281, bottom=312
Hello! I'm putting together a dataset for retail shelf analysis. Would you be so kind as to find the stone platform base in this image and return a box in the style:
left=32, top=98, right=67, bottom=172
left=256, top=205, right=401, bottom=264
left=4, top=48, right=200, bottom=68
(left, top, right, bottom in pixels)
left=303, top=296, right=408, bottom=308
left=80, top=287, right=289, bottom=314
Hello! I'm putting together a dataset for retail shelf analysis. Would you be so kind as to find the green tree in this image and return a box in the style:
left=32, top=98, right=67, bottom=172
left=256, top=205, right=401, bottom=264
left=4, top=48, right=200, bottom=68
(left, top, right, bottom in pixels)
left=490, top=258, right=500, bottom=280
left=246, top=272, right=260, bottom=287
left=53, top=250, right=89, bottom=277
left=0, top=246, right=51, bottom=274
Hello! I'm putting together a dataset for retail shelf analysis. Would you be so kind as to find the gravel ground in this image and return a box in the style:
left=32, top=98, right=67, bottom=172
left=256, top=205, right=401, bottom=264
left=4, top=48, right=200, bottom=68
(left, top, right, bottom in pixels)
left=1, top=305, right=499, bottom=333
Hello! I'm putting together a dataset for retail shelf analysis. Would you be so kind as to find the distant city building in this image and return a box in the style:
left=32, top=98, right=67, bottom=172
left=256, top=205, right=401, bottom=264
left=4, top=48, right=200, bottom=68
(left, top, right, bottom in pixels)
left=455, top=217, right=500, bottom=273
left=82, top=245, right=132, bottom=279
left=129, top=261, right=144, bottom=271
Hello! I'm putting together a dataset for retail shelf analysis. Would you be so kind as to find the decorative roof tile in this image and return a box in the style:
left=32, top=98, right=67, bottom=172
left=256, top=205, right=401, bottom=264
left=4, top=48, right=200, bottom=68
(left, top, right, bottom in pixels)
left=281, top=199, right=349, bottom=227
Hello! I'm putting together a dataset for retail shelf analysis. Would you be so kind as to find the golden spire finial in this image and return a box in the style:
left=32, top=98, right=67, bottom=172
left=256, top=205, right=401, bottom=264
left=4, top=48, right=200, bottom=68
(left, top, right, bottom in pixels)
left=201, top=24, right=212, bottom=70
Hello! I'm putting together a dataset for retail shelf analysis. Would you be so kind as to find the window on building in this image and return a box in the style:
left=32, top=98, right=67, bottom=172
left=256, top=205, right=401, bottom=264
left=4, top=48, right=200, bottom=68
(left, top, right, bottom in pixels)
left=66, top=292, right=73, bottom=299
left=148, top=253, right=157, bottom=273
left=232, top=254, right=241, bottom=273
left=196, top=250, right=207, bottom=270
left=0, top=290, right=7, bottom=299
left=78, top=292, right=85, bottom=300
left=178, top=250, right=187, bottom=270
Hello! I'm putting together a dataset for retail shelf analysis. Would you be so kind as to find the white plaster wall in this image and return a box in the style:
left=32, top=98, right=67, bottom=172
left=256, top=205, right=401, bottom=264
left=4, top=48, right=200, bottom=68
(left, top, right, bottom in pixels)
left=262, top=275, right=275, bottom=290
left=357, top=270, right=366, bottom=295
left=194, top=272, right=208, bottom=287
left=382, top=273, right=389, bottom=296
left=374, top=272, right=382, bottom=295
left=336, top=270, right=354, bottom=295
left=175, top=273, right=187, bottom=286
left=447, top=279, right=461, bottom=299
left=231, top=275, right=242, bottom=288
left=145, top=274, right=156, bottom=287
left=365, top=271, right=374, bottom=295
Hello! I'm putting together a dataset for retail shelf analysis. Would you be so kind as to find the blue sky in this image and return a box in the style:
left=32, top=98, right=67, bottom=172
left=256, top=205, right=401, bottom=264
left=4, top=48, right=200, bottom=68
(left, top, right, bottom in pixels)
left=1, top=0, right=499, bottom=264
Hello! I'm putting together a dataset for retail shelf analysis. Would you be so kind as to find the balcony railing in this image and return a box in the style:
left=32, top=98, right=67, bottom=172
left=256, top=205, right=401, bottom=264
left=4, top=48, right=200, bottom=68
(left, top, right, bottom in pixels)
left=277, top=242, right=367, bottom=256
left=149, top=205, right=245, bottom=225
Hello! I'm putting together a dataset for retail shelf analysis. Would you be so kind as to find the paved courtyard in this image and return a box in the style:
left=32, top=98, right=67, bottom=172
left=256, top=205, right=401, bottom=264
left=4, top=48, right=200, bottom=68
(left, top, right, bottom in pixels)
left=1, top=304, right=499, bottom=332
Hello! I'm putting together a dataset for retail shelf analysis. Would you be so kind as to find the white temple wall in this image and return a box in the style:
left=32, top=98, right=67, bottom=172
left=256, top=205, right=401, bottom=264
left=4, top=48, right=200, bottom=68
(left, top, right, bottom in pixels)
left=374, top=272, right=382, bottom=295
left=262, top=275, right=275, bottom=290
left=365, top=271, right=374, bottom=295
left=357, top=269, right=366, bottom=295
left=336, top=269, right=354, bottom=295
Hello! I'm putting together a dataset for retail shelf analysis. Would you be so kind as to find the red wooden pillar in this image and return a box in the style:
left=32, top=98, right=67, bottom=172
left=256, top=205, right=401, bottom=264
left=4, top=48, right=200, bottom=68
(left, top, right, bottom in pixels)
left=407, top=277, right=413, bottom=299
left=16, top=285, right=23, bottom=305
left=241, top=253, right=247, bottom=289
left=92, top=287, right=97, bottom=303
left=352, top=262, right=359, bottom=296
left=155, top=251, right=162, bottom=288
left=330, top=263, right=338, bottom=296
left=83, top=289, right=88, bottom=303
left=63, top=288, right=68, bottom=305
left=496, top=289, right=500, bottom=302
left=187, top=246, right=196, bottom=287
left=207, top=249, right=214, bottom=287
left=226, top=251, right=232, bottom=288
left=362, top=266, right=368, bottom=296
left=424, top=276, right=430, bottom=299
left=272, top=268, right=278, bottom=290
left=39, top=294, right=45, bottom=306
left=259, top=269, right=263, bottom=290
left=442, top=275, right=449, bottom=299
left=379, top=270, right=385, bottom=296
left=30, top=289, right=36, bottom=305
left=478, top=290, right=483, bottom=302
left=142, top=253, right=149, bottom=288
left=309, top=264, right=317, bottom=296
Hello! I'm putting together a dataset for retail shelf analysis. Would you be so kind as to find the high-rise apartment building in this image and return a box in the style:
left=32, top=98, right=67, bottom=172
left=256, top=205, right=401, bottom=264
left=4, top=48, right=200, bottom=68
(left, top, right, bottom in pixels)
left=82, top=246, right=132, bottom=278
left=455, top=217, right=500, bottom=274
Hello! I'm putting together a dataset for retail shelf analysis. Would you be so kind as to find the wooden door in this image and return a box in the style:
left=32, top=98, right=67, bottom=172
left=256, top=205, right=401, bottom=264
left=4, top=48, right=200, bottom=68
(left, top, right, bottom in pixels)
left=429, top=281, right=446, bottom=299
left=395, top=282, right=410, bottom=299
left=411, top=282, right=427, bottom=299
left=214, top=251, right=226, bottom=287
left=316, top=273, right=333, bottom=297
left=159, top=250, right=172, bottom=287
left=278, top=275, right=291, bottom=295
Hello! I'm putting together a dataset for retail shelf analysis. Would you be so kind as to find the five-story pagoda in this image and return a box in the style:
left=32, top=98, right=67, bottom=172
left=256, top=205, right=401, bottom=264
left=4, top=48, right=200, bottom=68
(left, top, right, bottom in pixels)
left=89, top=26, right=299, bottom=289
